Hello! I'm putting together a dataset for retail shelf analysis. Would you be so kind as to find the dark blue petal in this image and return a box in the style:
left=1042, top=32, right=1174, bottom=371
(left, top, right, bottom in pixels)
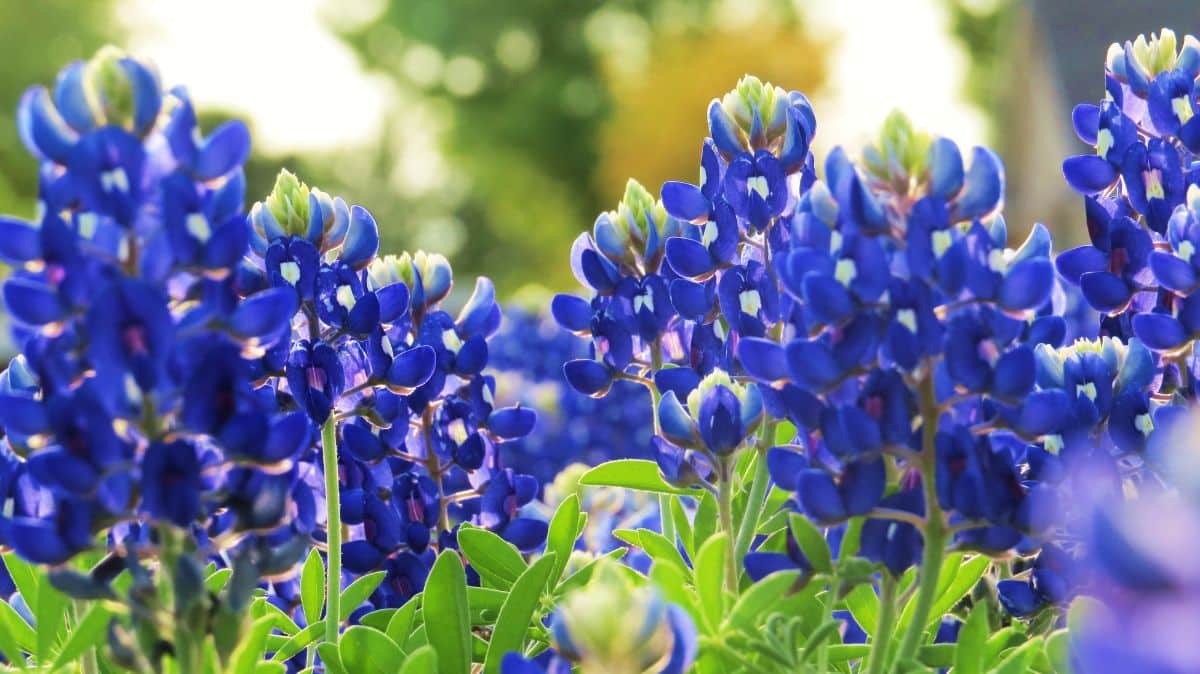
left=668, top=279, right=711, bottom=320
left=1149, top=251, right=1197, bottom=293
left=500, top=518, right=548, bottom=553
left=563, top=359, right=612, bottom=397
left=3, top=278, right=67, bottom=325
left=1079, top=271, right=1131, bottom=313
left=1131, top=313, right=1188, bottom=350
left=489, top=406, right=537, bottom=440
left=993, top=345, right=1035, bottom=399
left=954, top=147, right=1004, bottom=219
left=738, top=337, right=789, bottom=384
left=551, top=293, right=592, bottom=333
left=1055, top=245, right=1108, bottom=285
left=387, top=345, right=437, bottom=392
left=342, top=540, right=386, bottom=574
left=194, top=121, right=251, bottom=180
left=263, top=412, right=312, bottom=463
left=1063, top=154, right=1118, bottom=194
left=230, top=286, right=298, bottom=338
left=661, top=181, right=709, bottom=222
left=802, top=274, right=854, bottom=325
left=1000, top=258, right=1054, bottom=311
left=997, top=579, right=1042, bottom=617
left=842, top=458, right=886, bottom=516
left=654, top=367, right=701, bottom=401
left=0, top=394, right=48, bottom=435
left=376, top=282, right=411, bottom=323
left=665, top=237, right=715, bottom=279
left=707, top=100, right=742, bottom=155
left=798, top=470, right=847, bottom=524
left=340, top=206, right=379, bottom=268
left=1072, top=104, right=1100, bottom=144
left=0, top=216, right=42, bottom=263
left=658, top=391, right=698, bottom=447
left=786, top=340, right=840, bottom=392
left=766, top=446, right=808, bottom=491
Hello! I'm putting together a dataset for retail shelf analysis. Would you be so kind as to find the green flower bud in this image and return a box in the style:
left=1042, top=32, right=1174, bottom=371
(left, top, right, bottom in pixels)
left=1130, top=29, right=1178, bottom=77
left=719, top=75, right=789, bottom=142
left=265, top=169, right=312, bottom=238
left=862, top=110, right=932, bottom=187
left=552, top=563, right=676, bottom=674
left=83, top=46, right=137, bottom=130
left=598, top=179, right=678, bottom=268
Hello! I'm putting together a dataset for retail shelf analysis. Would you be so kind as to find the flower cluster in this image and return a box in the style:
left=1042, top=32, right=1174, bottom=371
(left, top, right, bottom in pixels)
left=489, top=306, right=655, bottom=486
left=242, top=171, right=545, bottom=612
left=0, top=47, right=309, bottom=566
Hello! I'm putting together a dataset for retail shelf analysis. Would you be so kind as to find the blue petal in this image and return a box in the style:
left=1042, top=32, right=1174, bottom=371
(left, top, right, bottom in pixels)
left=454, top=334, right=489, bottom=375
left=707, top=100, right=742, bottom=155
left=659, top=605, right=698, bottom=674
left=802, top=274, right=854, bottom=325
left=500, top=653, right=547, bottom=674
left=500, top=518, right=548, bottom=553
left=665, top=237, right=715, bottom=279
left=563, top=359, right=612, bottom=397
left=1011, top=390, right=1071, bottom=435
left=0, top=216, right=42, bottom=263
left=340, top=205, right=379, bottom=268
left=997, top=579, right=1042, bottom=617
left=0, top=393, right=48, bottom=435
left=551, top=294, right=592, bottom=333
left=342, top=540, right=386, bottom=574
left=376, top=282, right=411, bottom=323
left=661, top=181, right=709, bottom=222
left=489, top=406, right=537, bottom=439
left=1062, top=155, right=1118, bottom=194
left=786, top=340, right=840, bottom=392
left=387, top=345, right=437, bottom=392
left=230, top=286, right=298, bottom=338
left=1131, top=313, right=1188, bottom=350
left=263, top=412, right=312, bottom=463
left=993, top=345, right=1035, bottom=399
left=738, top=337, right=789, bottom=384
left=842, top=458, right=886, bottom=517
left=1071, top=104, right=1100, bottom=144
left=654, top=367, right=700, bottom=401
left=954, top=147, right=1004, bottom=220
left=798, top=470, right=847, bottom=524
left=1000, top=258, right=1054, bottom=310
left=22, top=87, right=78, bottom=163
left=1055, top=245, right=1108, bottom=285
left=658, top=391, right=699, bottom=447
left=457, top=277, right=498, bottom=338
left=743, top=552, right=800, bottom=582
left=928, top=137, right=964, bottom=200
left=766, top=446, right=808, bottom=491
left=1079, top=271, right=1132, bottom=313
left=1149, top=251, right=1197, bottom=293
left=52, top=61, right=94, bottom=133
left=668, top=279, right=711, bottom=320
left=3, top=278, right=67, bottom=325
left=194, top=121, right=251, bottom=180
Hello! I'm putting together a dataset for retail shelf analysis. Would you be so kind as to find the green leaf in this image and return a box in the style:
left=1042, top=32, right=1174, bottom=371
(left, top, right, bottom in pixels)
left=916, top=643, right=955, bottom=668
left=339, top=625, right=406, bottom=674
left=556, top=548, right=628, bottom=596
left=0, top=601, right=26, bottom=666
left=206, top=568, right=234, bottom=594
left=725, top=570, right=802, bottom=632
left=458, top=527, right=527, bottom=590
left=35, top=569, right=68, bottom=661
left=387, top=597, right=421, bottom=645
left=340, top=571, right=386, bottom=621
left=300, top=547, right=326, bottom=626
left=650, top=561, right=701, bottom=625
left=399, top=645, right=438, bottom=674
left=2, top=553, right=39, bottom=606
left=637, top=529, right=690, bottom=577
left=255, top=662, right=287, bottom=674
left=898, top=554, right=989, bottom=634
left=579, top=459, right=698, bottom=495
left=693, top=533, right=728, bottom=634
left=844, top=584, right=880, bottom=638
left=468, top=586, right=508, bottom=625
left=545, top=495, right=581, bottom=588
left=1044, top=630, right=1070, bottom=674
left=827, top=644, right=870, bottom=663
left=317, top=642, right=348, bottom=674
left=0, top=590, right=36, bottom=653
left=227, top=615, right=276, bottom=674
left=774, top=421, right=797, bottom=444
left=269, top=621, right=324, bottom=663
left=983, top=627, right=1021, bottom=666
left=670, top=496, right=695, bottom=561
left=424, top=550, right=472, bottom=674
left=952, top=601, right=988, bottom=674
left=483, top=553, right=557, bottom=674
left=992, top=637, right=1042, bottom=674
left=52, top=604, right=112, bottom=668
left=693, top=491, right=717, bottom=550
left=788, top=513, right=832, bottom=574
left=361, top=608, right=397, bottom=631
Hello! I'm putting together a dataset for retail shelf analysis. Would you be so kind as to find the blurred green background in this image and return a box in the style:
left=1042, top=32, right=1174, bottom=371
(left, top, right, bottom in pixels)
left=1, top=0, right=1198, bottom=309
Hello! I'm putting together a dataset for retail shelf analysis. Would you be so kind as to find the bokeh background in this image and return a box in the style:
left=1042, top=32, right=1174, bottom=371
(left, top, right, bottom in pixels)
left=0, top=0, right=1198, bottom=345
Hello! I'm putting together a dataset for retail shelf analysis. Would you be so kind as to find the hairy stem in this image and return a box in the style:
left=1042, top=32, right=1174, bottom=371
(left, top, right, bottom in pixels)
left=716, top=457, right=738, bottom=594
left=321, top=416, right=341, bottom=646
left=732, top=440, right=772, bottom=576
left=865, top=574, right=898, bottom=674
left=895, top=371, right=946, bottom=664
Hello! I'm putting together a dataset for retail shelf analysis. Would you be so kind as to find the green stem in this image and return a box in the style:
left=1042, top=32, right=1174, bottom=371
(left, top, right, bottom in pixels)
left=732, top=442, right=771, bottom=574
left=864, top=574, right=898, bottom=674
left=647, top=343, right=674, bottom=544
left=321, top=416, right=341, bottom=647
left=816, top=574, right=841, bottom=674
left=658, top=494, right=677, bottom=547
left=895, top=372, right=946, bottom=664
left=716, top=458, right=738, bottom=594
left=74, top=600, right=100, bottom=674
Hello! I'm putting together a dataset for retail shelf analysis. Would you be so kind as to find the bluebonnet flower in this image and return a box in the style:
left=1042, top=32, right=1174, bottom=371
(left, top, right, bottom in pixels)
left=0, top=48, right=305, bottom=571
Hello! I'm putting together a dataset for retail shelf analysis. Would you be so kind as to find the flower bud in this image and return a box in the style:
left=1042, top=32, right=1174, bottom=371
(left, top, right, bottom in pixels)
left=708, top=76, right=816, bottom=168
left=81, top=46, right=161, bottom=136
left=551, top=563, right=695, bottom=674
left=862, top=110, right=932, bottom=187
left=265, top=169, right=312, bottom=238
left=593, top=179, right=679, bottom=269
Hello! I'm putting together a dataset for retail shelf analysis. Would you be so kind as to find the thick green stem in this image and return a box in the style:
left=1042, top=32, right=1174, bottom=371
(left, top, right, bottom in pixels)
left=732, top=443, right=771, bottom=574
left=321, top=416, right=341, bottom=646
left=864, top=574, right=898, bottom=674
left=895, top=372, right=946, bottom=664
left=716, top=458, right=738, bottom=594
